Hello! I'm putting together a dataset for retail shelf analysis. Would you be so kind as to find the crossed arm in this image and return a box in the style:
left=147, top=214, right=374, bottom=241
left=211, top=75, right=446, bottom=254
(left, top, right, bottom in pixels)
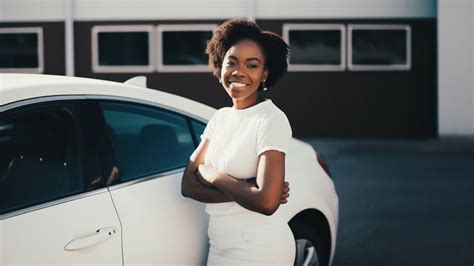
left=181, top=138, right=289, bottom=215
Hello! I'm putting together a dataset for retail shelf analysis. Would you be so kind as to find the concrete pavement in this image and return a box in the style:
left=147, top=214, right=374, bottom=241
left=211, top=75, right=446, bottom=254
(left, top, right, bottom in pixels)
left=302, top=137, right=474, bottom=266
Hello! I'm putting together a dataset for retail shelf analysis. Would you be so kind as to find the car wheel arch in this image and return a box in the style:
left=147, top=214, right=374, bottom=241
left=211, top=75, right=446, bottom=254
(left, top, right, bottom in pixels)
left=288, top=209, right=332, bottom=266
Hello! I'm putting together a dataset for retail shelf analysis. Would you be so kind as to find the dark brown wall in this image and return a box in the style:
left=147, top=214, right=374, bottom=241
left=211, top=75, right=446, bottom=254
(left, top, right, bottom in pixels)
left=0, top=22, right=66, bottom=75
left=258, top=19, right=437, bottom=139
left=16, top=19, right=435, bottom=139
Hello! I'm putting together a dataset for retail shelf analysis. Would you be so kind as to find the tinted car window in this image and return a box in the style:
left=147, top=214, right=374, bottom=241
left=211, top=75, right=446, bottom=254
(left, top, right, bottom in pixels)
left=191, top=120, right=206, bottom=143
left=100, top=101, right=194, bottom=181
left=0, top=105, right=83, bottom=215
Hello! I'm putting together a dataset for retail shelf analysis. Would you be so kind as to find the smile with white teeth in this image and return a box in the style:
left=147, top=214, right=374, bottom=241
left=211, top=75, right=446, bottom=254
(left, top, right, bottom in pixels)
left=229, top=81, right=247, bottom=87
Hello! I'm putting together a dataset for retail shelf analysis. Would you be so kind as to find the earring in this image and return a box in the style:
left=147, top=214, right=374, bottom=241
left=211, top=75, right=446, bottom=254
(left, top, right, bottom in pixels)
left=262, top=80, right=268, bottom=91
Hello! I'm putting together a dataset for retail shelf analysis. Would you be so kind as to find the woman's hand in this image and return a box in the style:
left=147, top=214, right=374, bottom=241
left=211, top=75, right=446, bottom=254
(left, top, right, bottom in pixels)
left=281, top=181, right=290, bottom=204
left=244, top=179, right=290, bottom=204
left=211, top=150, right=287, bottom=215
left=181, top=139, right=233, bottom=203
left=198, top=164, right=223, bottom=185
left=195, top=161, right=291, bottom=214
left=195, top=167, right=213, bottom=187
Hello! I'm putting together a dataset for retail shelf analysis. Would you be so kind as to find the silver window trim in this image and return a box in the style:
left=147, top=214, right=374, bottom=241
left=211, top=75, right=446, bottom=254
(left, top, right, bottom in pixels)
left=92, top=25, right=155, bottom=73
left=0, top=95, right=90, bottom=220
left=1, top=95, right=208, bottom=123
left=0, top=95, right=202, bottom=219
left=348, top=24, right=411, bottom=71
left=0, top=95, right=87, bottom=112
left=107, top=167, right=185, bottom=191
left=156, top=24, right=217, bottom=73
left=0, top=188, right=109, bottom=220
left=0, top=168, right=184, bottom=220
left=0, top=27, right=44, bottom=73
left=283, top=24, right=346, bottom=72
left=86, top=94, right=209, bottom=123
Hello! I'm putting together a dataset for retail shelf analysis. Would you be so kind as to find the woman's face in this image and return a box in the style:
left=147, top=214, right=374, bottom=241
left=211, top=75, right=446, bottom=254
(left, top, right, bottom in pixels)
left=220, top=39, right=268, bottom=108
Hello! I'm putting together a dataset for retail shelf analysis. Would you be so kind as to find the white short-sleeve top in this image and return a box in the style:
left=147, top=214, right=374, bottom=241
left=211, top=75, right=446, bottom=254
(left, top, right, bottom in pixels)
left=196, top=100, right=292, bottom=215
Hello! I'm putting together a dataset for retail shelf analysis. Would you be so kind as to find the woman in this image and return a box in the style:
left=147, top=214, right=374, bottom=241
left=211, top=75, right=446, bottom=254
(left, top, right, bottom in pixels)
left=181, top=18, right=294, bottom=265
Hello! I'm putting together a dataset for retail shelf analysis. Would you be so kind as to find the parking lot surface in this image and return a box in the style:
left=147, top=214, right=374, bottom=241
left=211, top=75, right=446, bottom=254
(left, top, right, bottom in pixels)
left=303, top=138, right=474, bottom=266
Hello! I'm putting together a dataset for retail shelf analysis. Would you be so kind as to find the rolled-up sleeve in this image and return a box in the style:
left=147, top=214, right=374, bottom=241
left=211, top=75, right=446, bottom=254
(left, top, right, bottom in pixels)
left=200, top=111, right=218, bottom=141
left=256, top=113, right=292, bottom=156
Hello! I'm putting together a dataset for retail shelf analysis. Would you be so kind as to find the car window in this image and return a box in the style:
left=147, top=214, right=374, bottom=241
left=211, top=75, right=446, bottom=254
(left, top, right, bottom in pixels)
left=191, top=120, right=206, bottom=144
left=100, top=101, right=195, bottom=181
left=0, top=105, right=83, bottom=215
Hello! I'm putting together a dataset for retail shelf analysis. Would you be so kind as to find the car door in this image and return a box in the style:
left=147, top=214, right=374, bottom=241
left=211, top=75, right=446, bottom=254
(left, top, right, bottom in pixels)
left=98, top=100, right=209, bottom=265
left=0, top=100, right=122, bottom=265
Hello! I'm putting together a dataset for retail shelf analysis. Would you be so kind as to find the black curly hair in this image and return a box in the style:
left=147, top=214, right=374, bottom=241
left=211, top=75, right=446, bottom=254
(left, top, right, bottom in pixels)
left=206, top=18, right=289, bottom=90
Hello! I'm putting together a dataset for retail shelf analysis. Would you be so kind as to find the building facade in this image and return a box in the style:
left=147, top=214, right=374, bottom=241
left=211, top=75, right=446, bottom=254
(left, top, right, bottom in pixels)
left=0, top=0, right=472, bottom=138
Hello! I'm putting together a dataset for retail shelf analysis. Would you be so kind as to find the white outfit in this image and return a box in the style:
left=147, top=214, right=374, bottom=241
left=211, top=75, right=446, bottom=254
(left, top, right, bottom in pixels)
left=195, top=100, right=295, bottom=265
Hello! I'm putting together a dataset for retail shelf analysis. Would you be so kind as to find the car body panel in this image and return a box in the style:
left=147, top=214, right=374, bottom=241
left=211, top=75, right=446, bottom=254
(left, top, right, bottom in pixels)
left=108, top=172, right=209, bottom=265
left=279, top=138, right=339, bottom=262
left=0, top=190, right=122, bottom=265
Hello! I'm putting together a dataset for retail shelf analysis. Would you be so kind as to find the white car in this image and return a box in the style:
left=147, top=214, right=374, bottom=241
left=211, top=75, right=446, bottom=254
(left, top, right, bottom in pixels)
left=0, top=74, right=338, bottom=266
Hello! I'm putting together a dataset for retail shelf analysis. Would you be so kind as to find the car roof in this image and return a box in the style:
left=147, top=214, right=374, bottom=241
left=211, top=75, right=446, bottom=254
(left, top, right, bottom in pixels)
left=0, top=73, right=119, bottom=91
left=0, top=74, right=215, bottom=121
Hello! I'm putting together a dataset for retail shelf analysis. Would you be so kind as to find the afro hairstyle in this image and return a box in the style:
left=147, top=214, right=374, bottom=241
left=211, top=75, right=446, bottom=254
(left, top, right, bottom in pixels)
left=206, top=18, right=289, bottom=90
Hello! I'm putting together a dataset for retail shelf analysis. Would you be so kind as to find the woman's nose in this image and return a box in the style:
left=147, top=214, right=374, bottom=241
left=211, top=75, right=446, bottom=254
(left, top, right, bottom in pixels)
left=231, top=66, right=245, bottom=76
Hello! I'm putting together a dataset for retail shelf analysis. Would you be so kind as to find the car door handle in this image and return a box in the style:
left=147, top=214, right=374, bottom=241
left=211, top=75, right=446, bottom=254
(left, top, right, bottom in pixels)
left=64, top=226, right=119, bottom=251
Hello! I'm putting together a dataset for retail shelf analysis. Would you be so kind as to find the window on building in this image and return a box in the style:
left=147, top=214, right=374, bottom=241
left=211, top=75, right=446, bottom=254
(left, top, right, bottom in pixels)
left=92, top=25, right=154, bottom=73
left=156, top=24, right=216, bottom=72
left=348, top=24, right=411, bottom=71
left=283, top=24, right=345, bottom=71
left=0, top=27, right=43, bottom=73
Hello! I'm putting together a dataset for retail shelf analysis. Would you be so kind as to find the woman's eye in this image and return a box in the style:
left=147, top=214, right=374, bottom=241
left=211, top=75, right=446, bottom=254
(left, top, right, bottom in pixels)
left=248, top=64, right=258, bottom=69
left=225, top=61, right=235, bottom=66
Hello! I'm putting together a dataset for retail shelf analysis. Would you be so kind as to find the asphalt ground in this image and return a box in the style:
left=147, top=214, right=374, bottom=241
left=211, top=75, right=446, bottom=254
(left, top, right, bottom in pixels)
left=302, top=137, right=474, bottom=266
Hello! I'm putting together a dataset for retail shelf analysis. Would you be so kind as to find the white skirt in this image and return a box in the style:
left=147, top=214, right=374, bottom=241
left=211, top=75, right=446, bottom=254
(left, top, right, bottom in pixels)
left=207, top=211, right=296, bottom=265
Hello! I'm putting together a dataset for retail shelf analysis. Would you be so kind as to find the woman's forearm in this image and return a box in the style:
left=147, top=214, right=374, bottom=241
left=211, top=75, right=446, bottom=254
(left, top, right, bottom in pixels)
left=197, top=164, right=281, bottom=215
left=213, top=174, right=280, bottom=215
left=181, top=171, right=233, bottom=203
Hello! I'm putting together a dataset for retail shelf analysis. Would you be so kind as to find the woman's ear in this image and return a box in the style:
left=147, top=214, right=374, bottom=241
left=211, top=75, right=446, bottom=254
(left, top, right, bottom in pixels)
left=263, top=69, right=269, bottom=82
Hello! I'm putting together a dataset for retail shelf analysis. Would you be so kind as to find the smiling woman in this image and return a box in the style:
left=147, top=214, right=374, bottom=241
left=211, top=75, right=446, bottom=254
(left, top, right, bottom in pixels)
left=219, top=39, right=268, bottom=108
left=206, top=18, right=289, bottom=92
left=180, top=19, right=294, bottom=265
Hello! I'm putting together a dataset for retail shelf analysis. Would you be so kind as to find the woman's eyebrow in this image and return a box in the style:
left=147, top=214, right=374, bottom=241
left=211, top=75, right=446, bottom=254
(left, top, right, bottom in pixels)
left=246, top=57, right=262, bottom=63
left=227, top=55, right=262, bottom=63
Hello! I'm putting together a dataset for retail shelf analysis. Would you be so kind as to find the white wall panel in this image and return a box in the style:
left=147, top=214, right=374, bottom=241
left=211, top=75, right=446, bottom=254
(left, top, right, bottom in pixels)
left=256, top=0, right=436, bottom=19
left=0, top=0, right=436, bottom=22
left=438, top=0, right=474, bottom=136
left=73, top=0, right=248, bottom=21
left=0, top=0, right=64, bottom=21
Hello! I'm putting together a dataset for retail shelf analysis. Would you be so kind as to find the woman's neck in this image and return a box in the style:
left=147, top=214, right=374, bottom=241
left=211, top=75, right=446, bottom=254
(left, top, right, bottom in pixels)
left=232, top=94, right=265, bottom=110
